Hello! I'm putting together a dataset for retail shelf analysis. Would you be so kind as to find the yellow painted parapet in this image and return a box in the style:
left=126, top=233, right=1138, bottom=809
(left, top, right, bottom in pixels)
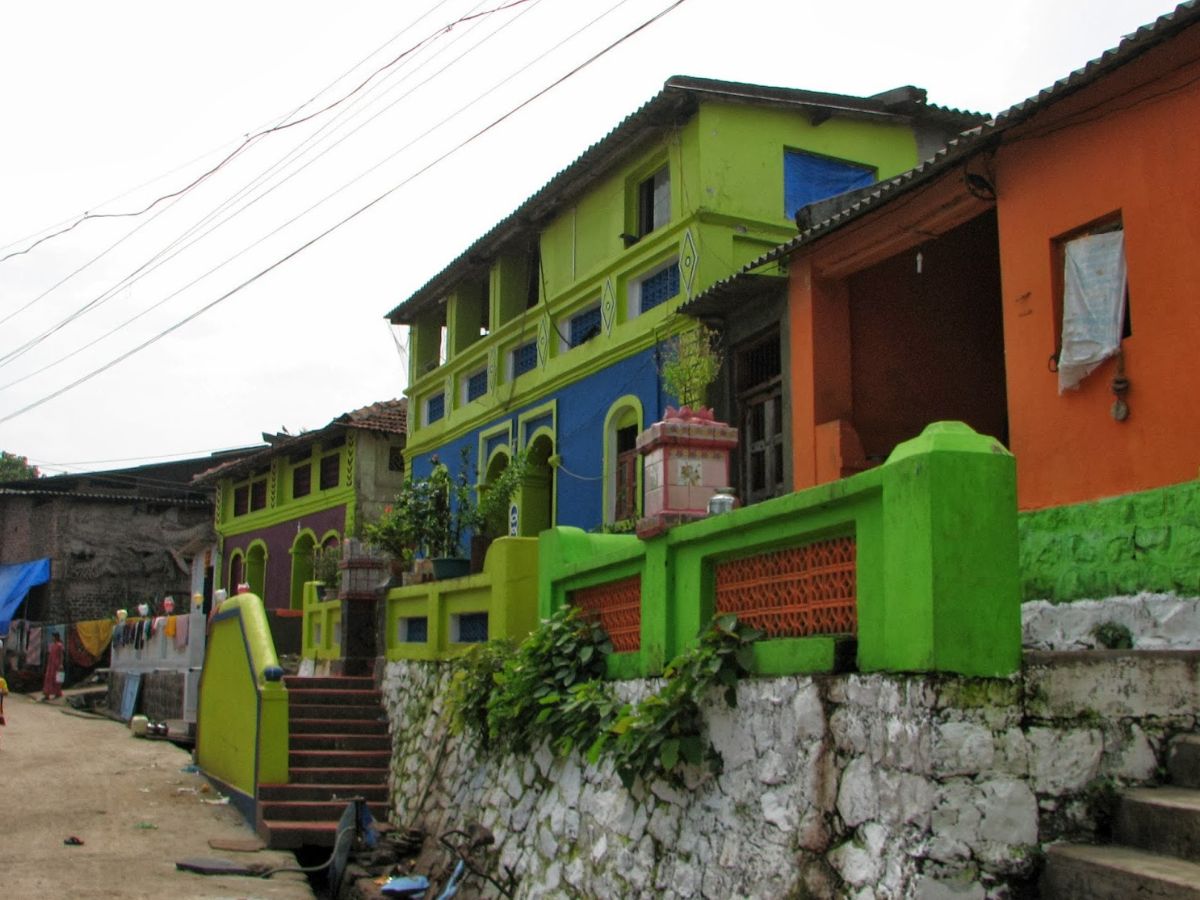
left=301, top=581, right=342, bottom=661
left=385, top=537, right=539, bottom=660
left=195, top=592, right=289, bottom=806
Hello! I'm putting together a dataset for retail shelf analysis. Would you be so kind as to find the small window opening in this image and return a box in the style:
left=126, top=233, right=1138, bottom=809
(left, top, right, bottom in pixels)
left=637, top=166, right=670, bottom=238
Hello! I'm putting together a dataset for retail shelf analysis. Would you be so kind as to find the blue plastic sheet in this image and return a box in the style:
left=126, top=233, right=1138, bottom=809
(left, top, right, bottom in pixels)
left=784, top=149, right=876, bottom=220
left=0, top=558, right=50, bottom=631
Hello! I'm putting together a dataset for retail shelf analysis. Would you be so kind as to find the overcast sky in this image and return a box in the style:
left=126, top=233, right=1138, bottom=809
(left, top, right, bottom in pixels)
left=0, top=0, right=1181, bottom=474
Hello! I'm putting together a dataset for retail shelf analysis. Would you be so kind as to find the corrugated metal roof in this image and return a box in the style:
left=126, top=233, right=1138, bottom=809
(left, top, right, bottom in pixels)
left=687, top=0, right=1200, bottom=301
left=193, top=398, right=407, bottom=484
left=0, top=487, right=210, bottom=507
left=384, top=76, right=985, bottom=325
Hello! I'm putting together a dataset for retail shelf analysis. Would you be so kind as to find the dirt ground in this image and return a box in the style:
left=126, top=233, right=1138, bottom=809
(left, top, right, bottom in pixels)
left=0, top=687, right=315, bottom=900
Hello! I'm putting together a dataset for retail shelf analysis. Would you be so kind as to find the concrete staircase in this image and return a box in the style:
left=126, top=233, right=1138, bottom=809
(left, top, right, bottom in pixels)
left=1042, top=734, right=1200, bottom=898
left=257, top=675, right=391, bottom=848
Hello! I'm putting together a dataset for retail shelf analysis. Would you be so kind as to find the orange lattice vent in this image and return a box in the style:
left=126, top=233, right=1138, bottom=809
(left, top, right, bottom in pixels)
left=572, top=575, right=642, bottom=653
left=714, top=537, right=856, bottom=638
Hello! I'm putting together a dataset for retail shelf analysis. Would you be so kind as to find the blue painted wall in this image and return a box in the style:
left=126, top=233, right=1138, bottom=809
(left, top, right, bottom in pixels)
left=410, top=345, right=668, bottom=534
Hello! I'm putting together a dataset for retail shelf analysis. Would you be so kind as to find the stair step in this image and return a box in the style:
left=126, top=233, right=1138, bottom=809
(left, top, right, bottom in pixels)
left=287, top=688, right=383, bottom=707
left=1116, top=787, right=1200, bottom=863
left=258, top=800, right=390, bottom=823
left=259, top=782, right=388, bottom=803
left=289, top=766, right=388, bottom=785
left=289, top=749, right=392, bottom=768
left=284, top=675, right=375, bottom=691
left=291, top=733, right=391, bottom=752
left=1169, top=735, right=1200, bottom=790
left=288, top=703, right=387, bottom=720
left=1042, top=843, right=1200, bottom=899
left=259, top=819, right=343, bottom=849
left=290, top=717, right=388, bottom=736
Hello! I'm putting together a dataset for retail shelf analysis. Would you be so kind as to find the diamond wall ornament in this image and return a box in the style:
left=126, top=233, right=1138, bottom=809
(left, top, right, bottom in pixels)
left=537, top=313, right=550, bottom=369
left=487, top=347, right=498, bottom=394
left=601, top=277, right=617, bottom=335
left=679, top=228, right=699, bottom=298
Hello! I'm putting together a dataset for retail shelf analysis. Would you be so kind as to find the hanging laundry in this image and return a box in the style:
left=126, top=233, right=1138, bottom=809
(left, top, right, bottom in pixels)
left=173, top=615, right=189, bottom=651
left=25, top=626, right=42, bottom=666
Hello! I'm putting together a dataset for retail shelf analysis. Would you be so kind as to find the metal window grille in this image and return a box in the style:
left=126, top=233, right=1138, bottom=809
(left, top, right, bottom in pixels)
left=455, top=612, right=488, bottom=643
left=466, top=369, right=488, bottom=402
left=319, top=453, right=340, bottom=490
left=401, top=616, right=427, bottom=643
left=714, top=537, right=856, bottom=638
left=427, top=393, right=445, bottom=424
left=573, top=575, right=641, bottom=652
left=512, top=341, right=537, bottom=377
left=639, top=264, right=680, bottom=313
left=569, top=307, right=602, bottom=347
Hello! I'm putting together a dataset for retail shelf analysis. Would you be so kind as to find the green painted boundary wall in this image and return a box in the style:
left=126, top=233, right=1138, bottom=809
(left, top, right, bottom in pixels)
left=1019, top=479, right=1200, bottom=602
left=540, top=422, right=1021, bottom=678
left=301, top=582, right=342, bottom=661
left=384, top=538, right=540, bottom=661
left=196, top=593, right=289, bottom=809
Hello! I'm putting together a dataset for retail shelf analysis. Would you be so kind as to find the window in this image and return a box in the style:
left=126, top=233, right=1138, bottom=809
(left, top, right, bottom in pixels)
left=636, top=262, right=680, bottom=314
left=250, top=480, right=267, bottom=511
left=292, top=462, right=311, bottom=498
left=568, top=306, right=602, bottom=348
left=398, top=616, right=428, bottom=643
left=233, top=485, right=249, bottom=517
left=512, top=340, right=538, bottom=377
left=452, top=612, right=488, bottom=643
left=526, top=246, right=541, bottom=309
left=388, top=446, right=405, bottom=473
left=735, top=330, right=785, bottom=505
left=1054, top=217, right=1130, bottom=392
left=784, top=149, right=875, bottom=221
left=319, top=453, right=340, bottom=490
left=426, top=392, right=445, bottom=424
left=464, top=368, right=488, bottom=403
left=637, top=165, right=670, bottom=238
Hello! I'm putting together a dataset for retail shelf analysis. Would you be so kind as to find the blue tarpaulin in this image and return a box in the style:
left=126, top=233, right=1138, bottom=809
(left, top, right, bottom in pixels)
left=0, top=558, right=51, bottom=631
left=784, top=149, right=876, bottom=221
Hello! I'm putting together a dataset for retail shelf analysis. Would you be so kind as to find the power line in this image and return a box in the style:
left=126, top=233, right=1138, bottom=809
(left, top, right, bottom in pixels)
left=0, top=0, right=691, bottom=425
left=0, top=0, right=511, bottom=372
left=0, top=0, right=536, bottom=267
left=1, top=0, right=626, bottom=388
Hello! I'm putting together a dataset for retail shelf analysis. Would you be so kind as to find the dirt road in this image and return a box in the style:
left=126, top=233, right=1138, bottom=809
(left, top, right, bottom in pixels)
left=0, top=689, right=315, bottom=899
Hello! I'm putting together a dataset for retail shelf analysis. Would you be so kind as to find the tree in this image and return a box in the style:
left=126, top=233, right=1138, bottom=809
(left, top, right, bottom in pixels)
left=0, top=451, right=40, bottom=481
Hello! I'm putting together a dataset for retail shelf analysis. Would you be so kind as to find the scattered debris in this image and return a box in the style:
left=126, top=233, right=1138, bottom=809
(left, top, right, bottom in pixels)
left=63, top=836, right=84, bottom=846
left=201, top=795, right=230, bottom=806
left=180, top=764, right=201, bottom=773
left=175, top=857, right=272, bottom=877
left=135, top=822, right=158, bottom=830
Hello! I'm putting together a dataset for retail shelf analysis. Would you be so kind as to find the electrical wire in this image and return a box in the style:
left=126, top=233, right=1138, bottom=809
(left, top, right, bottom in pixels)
left=0, top=0, right=512, bottom=373
left=0, top=0, right=536, bottom=267
left=1, top=0, right=637, bottom=388
left=0, top=0, right=693, bottom=426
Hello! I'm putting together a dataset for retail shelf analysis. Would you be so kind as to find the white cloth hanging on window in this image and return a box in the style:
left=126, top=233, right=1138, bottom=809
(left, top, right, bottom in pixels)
left=1058, top=230, right=1127, bottom=393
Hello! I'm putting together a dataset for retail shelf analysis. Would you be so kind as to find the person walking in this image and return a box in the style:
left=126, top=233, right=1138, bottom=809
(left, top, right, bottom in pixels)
left=41, top=632, right=64, bottom=701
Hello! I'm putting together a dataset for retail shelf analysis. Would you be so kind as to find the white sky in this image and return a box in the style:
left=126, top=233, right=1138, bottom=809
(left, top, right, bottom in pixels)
left=0, top=0, right=1181, bottom=474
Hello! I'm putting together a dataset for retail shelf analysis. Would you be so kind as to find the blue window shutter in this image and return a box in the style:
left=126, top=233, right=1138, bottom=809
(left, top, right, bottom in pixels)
left=512, top=341, right=537, bottom=376
left=466, top=370, right=488, bottom=402
left=569, top=307, right=602, bottom=347
left=784, top=150, right=876, bottom=221
left=427, top=393, right=445, bottom=423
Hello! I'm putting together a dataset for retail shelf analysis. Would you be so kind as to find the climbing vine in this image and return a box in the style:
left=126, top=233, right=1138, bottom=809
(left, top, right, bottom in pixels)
left=449, top=607, right=761, bottom=786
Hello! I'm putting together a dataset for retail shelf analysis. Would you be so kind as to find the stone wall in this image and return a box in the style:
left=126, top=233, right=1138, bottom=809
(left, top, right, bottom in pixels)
left=1019, top=479, right=1200, bottom=602
left=381, top=651, right=1199, bottom=899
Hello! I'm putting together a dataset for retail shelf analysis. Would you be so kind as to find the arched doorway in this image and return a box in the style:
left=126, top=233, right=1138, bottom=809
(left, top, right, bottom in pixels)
left=519, top=434, right=555, bottom=537
left=245, top=542, right=267, bottom=602
left=226, top=551, right=244, bottom=594
left=482, top=451, right=512, bottom=537
left=290, top=531, right=317, bottom=610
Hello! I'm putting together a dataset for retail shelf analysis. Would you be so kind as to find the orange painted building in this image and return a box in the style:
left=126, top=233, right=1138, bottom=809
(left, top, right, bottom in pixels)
left=712, top=4, right=1200, bottom=511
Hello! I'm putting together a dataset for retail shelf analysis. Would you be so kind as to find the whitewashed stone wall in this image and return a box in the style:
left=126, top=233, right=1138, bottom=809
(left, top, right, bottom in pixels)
left=1022, top=592, right=1200, bottom=650
left=381, top=651, right=1200, bottom=899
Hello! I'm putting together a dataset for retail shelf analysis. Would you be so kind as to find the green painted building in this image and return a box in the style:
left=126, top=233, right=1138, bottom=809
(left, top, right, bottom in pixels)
left=387, top=77, right=981, bottom=532
left=196, top=399, right=407, bottom=614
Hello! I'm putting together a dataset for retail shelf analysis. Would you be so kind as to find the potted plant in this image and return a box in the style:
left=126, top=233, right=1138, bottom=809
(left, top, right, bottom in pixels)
left=424, top=450, right=476, bottom=580
left=659, top=323, right=724, bottom=415
left=469, top=448, right=529, bottom=572
left=363, top=474, right=423, bottom=578
left=311, top=544, right=342, bottom=600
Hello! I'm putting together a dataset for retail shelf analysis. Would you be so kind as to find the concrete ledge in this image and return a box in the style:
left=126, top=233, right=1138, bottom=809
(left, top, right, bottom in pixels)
left=1024, top=650, right=1200, bottom=719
